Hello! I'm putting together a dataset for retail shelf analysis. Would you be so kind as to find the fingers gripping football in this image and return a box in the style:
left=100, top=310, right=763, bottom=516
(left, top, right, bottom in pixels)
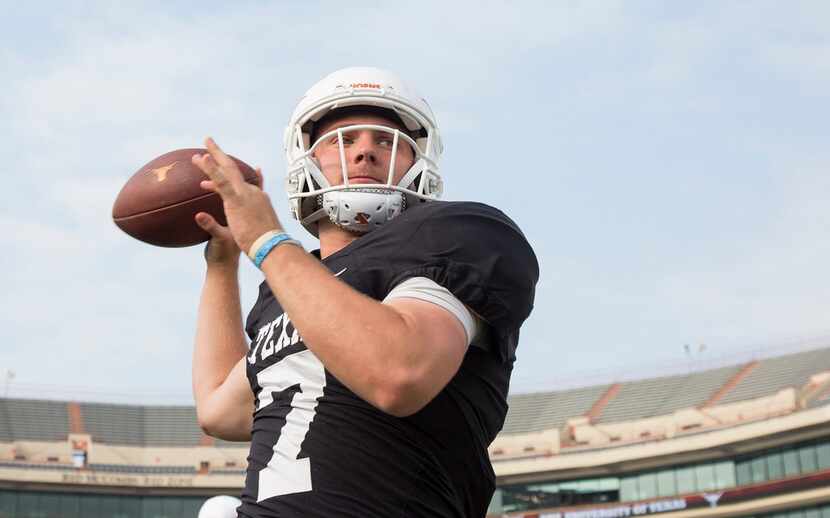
left=193, top=138, right=243, bottom=201
left=196, top=212, right=239, bottom=264
left=192, top=138, right=282, bottom=254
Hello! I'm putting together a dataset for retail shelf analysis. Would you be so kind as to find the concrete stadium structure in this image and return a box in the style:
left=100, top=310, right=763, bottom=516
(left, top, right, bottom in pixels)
left=2, top=346, right=830, bottom=517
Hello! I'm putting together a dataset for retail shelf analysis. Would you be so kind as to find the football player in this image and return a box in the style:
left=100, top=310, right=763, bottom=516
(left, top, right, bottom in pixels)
left=190, top=67, right=538, bottom=517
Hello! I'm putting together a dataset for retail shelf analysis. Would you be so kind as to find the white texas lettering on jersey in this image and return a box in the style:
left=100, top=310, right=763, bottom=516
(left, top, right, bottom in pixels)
left=248, top=313, right=302, bottom=364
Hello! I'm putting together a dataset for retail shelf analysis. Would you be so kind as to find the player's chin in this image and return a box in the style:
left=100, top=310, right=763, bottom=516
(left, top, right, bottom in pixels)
left=345, top=178, right=383, bottom=185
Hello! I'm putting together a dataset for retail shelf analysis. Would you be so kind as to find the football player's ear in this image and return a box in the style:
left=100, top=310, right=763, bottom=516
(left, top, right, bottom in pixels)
left=254, top=167, right=264, bottom=189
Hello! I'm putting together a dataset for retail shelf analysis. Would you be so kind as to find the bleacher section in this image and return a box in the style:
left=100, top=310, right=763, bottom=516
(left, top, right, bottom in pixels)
left=2, top=346, right=830, bottom=460
left=80, top=402, right=145, bottom=446
left=142, top=407, right=203, bottom=447
left=0, top=401, right=11, bottom=442
left=596, top=374, right=688, bottom=424
left=0, top=397, right=249, bottom=457
left=718, top=347, right=830, bottom=405
left=0, top=398, right=69, bottom=442
left=654, top=364, right=741, bottom=413
left=502, top=384, right=611, bottom=434
left=595, top=365, right=742, bottom=424
left=78, top=403, right=207, bottom=447
left=500, top=347, right=830, bottom=437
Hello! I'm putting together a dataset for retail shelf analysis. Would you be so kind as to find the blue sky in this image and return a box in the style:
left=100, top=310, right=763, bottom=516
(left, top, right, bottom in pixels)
left=2, top=1, right=829, bottom=403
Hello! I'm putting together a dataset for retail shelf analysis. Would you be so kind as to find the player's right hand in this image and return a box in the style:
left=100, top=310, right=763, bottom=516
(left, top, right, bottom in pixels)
left=193, top=139, right=283, bottom=256
left=195, top=165, right=265, bottom=265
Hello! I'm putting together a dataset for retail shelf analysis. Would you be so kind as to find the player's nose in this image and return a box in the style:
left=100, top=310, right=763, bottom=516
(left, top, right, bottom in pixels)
left=353, top=132, right=378, bottom=165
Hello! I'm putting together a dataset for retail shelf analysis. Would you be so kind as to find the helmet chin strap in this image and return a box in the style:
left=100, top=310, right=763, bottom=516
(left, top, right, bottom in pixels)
left=320, top=188, right=406, bottom=234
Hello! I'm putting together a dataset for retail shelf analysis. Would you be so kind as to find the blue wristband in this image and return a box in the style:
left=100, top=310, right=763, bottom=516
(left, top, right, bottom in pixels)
left=252, top=232, right=299, bottom=268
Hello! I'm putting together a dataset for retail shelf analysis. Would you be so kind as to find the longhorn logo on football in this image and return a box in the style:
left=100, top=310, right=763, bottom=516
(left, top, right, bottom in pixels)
left=147, top=162, right=177, bottom=182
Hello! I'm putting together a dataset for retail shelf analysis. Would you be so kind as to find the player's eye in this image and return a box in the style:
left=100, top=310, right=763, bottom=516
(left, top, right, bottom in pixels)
left=377, top=136, right=394, bottom=147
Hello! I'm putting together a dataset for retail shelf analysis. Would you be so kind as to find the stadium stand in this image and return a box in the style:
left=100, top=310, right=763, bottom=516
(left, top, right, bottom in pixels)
left=0, top=401, right=11, bottom=443
left=502, top=383, right=612, bottom=434
left=718, top=347, right=830, bottom=405
left=78, top=403, right=209, bottom=447
left=1, top=398, right=68, bottom=442
left=654, top=364, right=742, bottom=414
left=3, top=345, right=830, bottom=518
left=79, top=402, right=144, bottom=446
left=142, top=407, right=203, bottom=447
left=501, top=350, right=830, bottom=437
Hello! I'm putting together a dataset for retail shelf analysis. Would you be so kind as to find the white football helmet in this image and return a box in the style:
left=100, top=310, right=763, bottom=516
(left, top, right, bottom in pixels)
left=284, top=67, right=443, bottom=236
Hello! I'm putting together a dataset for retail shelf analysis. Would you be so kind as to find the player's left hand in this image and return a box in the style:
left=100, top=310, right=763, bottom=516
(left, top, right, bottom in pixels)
left=192, top=137, right=283, bottom=255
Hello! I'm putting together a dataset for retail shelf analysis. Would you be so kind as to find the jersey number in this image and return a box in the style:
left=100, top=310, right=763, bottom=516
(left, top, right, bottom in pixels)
left=255, top=349, right=326, bottom=502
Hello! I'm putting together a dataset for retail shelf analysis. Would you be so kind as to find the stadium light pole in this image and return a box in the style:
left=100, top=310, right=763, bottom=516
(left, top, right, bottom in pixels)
left=3, top=370, right=14, bottom=398
left=683, top=344, right=707, bottom=374
left=684, top=344, right=692, bottom=373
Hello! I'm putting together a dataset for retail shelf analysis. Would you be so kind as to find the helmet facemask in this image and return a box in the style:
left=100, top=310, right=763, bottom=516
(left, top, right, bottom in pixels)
left=286, top=122, right=442, bottom=235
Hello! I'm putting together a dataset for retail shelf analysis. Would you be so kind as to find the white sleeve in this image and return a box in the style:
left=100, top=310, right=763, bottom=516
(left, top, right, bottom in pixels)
left=382, top=276, right=480, bottom=346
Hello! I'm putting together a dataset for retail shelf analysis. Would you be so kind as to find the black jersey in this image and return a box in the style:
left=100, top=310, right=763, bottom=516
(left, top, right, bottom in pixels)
left=239, top=201, right=538, bottom=518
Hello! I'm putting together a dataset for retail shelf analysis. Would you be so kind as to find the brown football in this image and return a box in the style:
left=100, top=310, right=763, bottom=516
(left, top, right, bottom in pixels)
left=112, top=148, right=258, bottom=247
